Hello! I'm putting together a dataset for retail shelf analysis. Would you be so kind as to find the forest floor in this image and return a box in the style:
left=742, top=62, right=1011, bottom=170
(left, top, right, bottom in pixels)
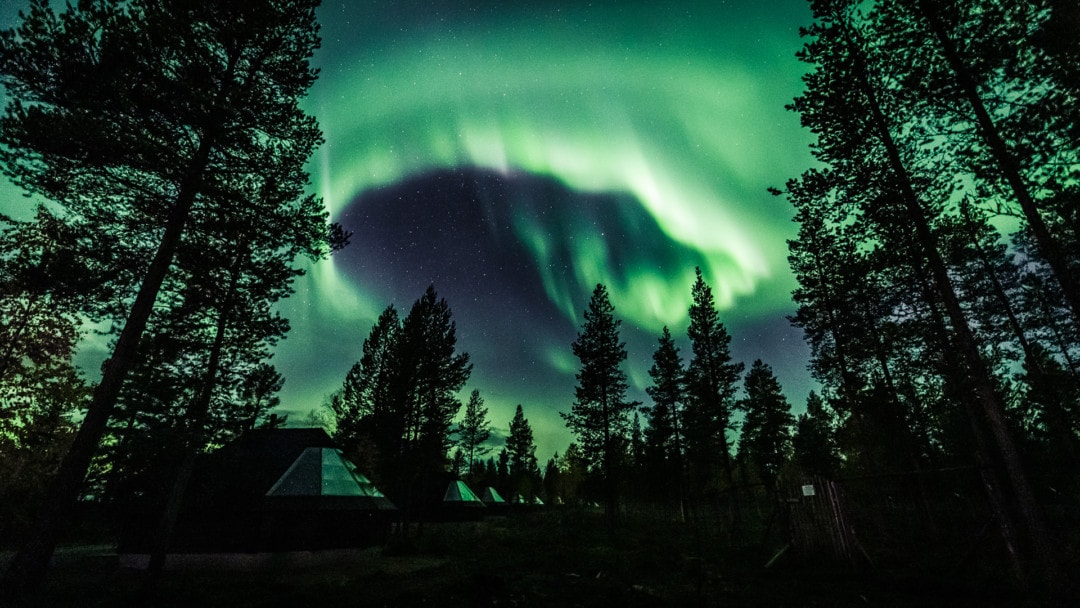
left=0, top=509, right=1065, bottom=607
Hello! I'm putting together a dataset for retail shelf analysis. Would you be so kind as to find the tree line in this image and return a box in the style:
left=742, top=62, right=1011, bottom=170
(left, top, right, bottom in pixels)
left=322, top=284, right=546, bottom=507
left=326, top=274, right=811, bottom=531
left=558, top=277, right=804, bottom=523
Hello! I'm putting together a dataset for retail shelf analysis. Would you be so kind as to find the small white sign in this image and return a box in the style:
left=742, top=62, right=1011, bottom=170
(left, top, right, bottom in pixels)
left=801, top=484, right=816, bottom=497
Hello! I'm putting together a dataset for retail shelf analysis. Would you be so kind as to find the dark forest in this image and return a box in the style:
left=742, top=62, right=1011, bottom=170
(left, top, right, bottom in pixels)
left=1, top=0, right=1078, bottom=605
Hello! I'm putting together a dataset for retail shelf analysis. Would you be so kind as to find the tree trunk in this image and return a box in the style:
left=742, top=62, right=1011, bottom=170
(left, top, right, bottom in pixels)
left=145, top=253, right=240, bottom=582
left=601, top=382, right=618, bottom=525
left=806, top=228, right=860, bottom=401
left=670, top=399, right=686, bottom=523
left=911, top=253, right=1015, bottom=558
left=847, top=22, right=1056, bottom=584
left=915, top=0, right=1080, bottom=333
left=0, top=137, right=214, bottom=597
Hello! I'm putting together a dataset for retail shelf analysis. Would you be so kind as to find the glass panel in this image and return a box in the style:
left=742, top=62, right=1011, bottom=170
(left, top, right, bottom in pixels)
left=267, top=447, right=321, bottom=496
left=321, top=449, right=364, bottom=496
left=457, top=482, right=481, bottom=502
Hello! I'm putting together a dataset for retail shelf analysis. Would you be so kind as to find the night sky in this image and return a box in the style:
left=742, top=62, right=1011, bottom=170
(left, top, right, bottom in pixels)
left=1, top=1, right=816, bottom=460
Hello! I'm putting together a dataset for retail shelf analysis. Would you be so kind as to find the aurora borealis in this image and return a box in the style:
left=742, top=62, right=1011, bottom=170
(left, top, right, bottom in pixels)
left=1, top=0, right=816, bottom=459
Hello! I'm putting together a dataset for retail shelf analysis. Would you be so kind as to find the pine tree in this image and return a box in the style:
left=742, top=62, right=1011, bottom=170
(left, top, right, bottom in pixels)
left=496, top=448, right=510, bottom=496
left=783, top=175, right=876, bottom=401
left=735, top=360, right=796, bottom=491
left=397, top=286, right=471, bottom=473
left=557, top=443, right=589, bottom=504
left=506, top=404, right=539, bottom=497
left=561, top=283, right=636, bottom=520
left=683, top=268, right=743, bottom=496
left=331, top=287, right=470, bottom=503
left=455, top=389, right=492, bottom=476
left=792, top=391, right=839, bottom=479
left=887, top=0, right=1080, bottom=330
left=543, top=453, right=561, bottom=504
left=0, top=0, right=338, bottom=592
left=330, top=305, right=401, bottom=477
left=449, top=448, right=465, bottom=478
left=645, top=325, right=686, bottom=507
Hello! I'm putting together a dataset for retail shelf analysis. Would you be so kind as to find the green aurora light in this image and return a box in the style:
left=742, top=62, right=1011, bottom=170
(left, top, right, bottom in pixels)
left=311, top=2, right=811, bottom=327
left=0, top=1, right=817, bottom=459
left=277, top=1, right=817, bottom=454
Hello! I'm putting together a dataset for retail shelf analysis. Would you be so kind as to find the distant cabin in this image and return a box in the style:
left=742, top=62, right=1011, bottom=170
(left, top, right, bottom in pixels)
left=479, top=486, right=509, bottom=515
left=479, top=486, right=507, bottom=505
left=440, top=479, right=485, bottom=521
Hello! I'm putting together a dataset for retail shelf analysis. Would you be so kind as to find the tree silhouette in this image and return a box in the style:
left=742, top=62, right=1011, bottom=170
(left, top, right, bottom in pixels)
left=396, top=286, right=472, bottom=480
left=562, top=283, right=636, bottom=521
left=331, top=287, right=469, bottom=508
left=330, top=305, right=401, bottom=479
left=543, top=454, right=561, bottom=504
left=506, top=404, right=539, bottom=497
left=496, top=448, right=510, bottom=495
left=455, top=389, right=492, bottom=479
left=735, top=360, right=795, bottom=491
left=0, top=0, right=339, bottom=593
left=791, top=391, right=839, bottom=479
left=683, top=268, right=743, bottom=499
left=645, top=325, right=686, bottom=517
left=891, top=0, right=1080, bottom=330
left=781, top=0, right=1059, bottom=582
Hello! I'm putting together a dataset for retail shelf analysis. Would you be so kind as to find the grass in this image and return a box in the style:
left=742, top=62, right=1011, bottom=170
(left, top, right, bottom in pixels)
left=0, top=509, right=1063, bottom=607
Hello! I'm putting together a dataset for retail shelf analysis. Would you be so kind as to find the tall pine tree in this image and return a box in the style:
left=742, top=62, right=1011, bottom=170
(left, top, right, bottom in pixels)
left=455, top=389, right=492, bottom=480
left=0, top=0, right=338, bottom=592
left=329, top=287, right=469, bottom=506
left=683, top=268, right=743, bottom=497
left=397, top=285, right=471, bottom=477
left=735, top=360, right=796, bottom=491
left=506, top=404, right=539, bottom=498
left=562, top=283, right=636, bottom=521
left=645, top=325, right=686, bottom=516
left=330, top=305, right=401, bottom=479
